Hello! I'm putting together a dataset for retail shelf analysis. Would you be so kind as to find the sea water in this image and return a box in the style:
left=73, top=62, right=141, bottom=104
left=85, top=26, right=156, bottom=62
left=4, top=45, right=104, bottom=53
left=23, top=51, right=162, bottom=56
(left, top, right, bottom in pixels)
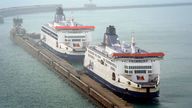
left=1, top=1, right=192, bottom=108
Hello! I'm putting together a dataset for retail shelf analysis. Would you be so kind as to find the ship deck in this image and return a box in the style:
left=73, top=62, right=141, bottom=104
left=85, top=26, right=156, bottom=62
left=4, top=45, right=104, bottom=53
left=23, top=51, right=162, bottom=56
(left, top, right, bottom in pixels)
left=122, top=74, right=157, bottom=88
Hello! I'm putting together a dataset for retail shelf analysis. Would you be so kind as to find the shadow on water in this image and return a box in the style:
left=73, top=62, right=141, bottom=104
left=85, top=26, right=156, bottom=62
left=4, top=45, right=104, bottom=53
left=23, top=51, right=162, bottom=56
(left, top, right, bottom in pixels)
left=128, top=98, right=159, bottom=104
left=69, top=61, right=84, bottom=70
left=126, top=97, right=160, bottom=108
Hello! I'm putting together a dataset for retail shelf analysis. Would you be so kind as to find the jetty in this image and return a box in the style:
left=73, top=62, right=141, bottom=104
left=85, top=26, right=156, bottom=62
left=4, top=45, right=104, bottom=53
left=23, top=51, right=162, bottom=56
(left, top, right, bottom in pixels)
left=1, top=2, right=192, bottom=24
left=1, top=2, right=192, bottom=18
left=63, top=2, right=192, bottom=11
left=0, top=4, right=62, bottom=17
left=10, top=18, right=133, bottom=108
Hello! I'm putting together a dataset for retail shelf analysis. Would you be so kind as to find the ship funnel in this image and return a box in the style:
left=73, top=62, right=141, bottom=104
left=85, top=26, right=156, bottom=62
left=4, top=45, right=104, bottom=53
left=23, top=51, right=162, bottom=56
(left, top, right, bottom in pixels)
left=13, top=17, right=23, bottom=27
left=131, top=32, right=136, bottom=53
left=103, top=25, right=120, bottom=47
left=54, top=7, right=66, bottom=23
left=106, top=25, right=116, bottom=35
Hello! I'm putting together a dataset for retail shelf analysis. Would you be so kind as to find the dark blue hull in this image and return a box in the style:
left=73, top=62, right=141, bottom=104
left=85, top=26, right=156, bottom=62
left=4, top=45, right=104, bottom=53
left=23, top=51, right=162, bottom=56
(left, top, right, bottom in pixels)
left=41, top=42, right=84, bottom=63
left=85, top=68, right=159, bottom=100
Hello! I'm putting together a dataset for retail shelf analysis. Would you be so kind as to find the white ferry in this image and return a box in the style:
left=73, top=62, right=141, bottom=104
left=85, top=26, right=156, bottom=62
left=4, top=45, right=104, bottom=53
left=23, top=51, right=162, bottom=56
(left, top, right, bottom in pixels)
left=84, top=25, right=165, bottom=99
left=40, top=7, right=95, bottom=62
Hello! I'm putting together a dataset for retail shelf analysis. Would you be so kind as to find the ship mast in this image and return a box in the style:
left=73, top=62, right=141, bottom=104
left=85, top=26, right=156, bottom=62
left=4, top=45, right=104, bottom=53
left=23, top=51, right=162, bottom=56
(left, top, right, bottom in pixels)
left=131, top=32, right=136, bottom=53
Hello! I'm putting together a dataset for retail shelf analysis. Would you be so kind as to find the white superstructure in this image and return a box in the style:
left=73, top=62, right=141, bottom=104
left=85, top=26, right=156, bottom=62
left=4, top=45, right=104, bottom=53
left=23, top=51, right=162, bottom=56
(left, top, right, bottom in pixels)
left=40, top=7, right=95, bottom=62
left=84, top=25, right=164, bottom=99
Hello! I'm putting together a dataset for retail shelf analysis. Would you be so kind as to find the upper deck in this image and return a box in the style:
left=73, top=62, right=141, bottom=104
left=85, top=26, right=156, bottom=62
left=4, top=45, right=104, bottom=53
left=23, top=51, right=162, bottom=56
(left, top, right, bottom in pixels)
left=87, top=25, right=164, bottom=60
left=41, top=6, right=95, bottom=34
left=88, top=44, right=164, bottom=61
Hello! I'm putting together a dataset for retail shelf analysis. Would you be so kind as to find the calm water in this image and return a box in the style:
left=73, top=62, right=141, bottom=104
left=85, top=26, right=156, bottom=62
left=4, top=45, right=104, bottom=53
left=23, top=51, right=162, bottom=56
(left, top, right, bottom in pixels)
left=1, top=1, right=192, bottom=108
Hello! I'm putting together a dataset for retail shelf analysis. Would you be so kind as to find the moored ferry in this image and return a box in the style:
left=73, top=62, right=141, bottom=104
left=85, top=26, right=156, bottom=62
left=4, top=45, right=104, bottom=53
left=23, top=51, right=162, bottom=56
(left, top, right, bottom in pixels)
left=40, top=7, right=95, bottom=62
left=84, top=25, right=165, bottom=99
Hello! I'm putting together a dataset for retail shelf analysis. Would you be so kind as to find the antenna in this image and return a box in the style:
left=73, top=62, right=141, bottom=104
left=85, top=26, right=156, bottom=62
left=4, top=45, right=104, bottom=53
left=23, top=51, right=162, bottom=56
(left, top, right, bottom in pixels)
left=131, top=32, right=136, bottom=53
left=70, top=11, right=74, bottom=20
left=69, top=11, right=75, bottom=26
left=131, top=32, right=136, bottom=46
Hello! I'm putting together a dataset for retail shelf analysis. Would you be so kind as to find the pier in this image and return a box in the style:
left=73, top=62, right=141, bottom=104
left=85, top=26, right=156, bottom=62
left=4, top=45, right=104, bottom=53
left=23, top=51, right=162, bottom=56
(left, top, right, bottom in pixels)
left=0, top=4, right=62, bottom=17
left=1, top=2, right=192, bottom=18
left=10, top=18, right=133, bottom=108
left=62, top=2, right=192, bottom=11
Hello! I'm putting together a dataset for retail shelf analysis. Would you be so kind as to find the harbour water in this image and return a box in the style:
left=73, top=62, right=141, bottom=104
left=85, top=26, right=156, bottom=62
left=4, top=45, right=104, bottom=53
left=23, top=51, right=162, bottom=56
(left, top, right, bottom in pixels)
left=1, top=0, right=192, bottom=108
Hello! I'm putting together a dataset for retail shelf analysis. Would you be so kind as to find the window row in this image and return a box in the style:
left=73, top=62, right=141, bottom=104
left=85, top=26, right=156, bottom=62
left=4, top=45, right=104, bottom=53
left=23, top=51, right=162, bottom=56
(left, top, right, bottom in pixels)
left=65, top=39, right=86, bottom=42
left=125, top=70, right=150, bottom=74
left=42, top=26, right=58, bottom=37
left=106, top=60, right=116, bottom=68
left=129, top=60, right=148, bottom=63
left=88, top=50, right=116, bottom=70
left=41, top=28, right=57, bottom=40
left=125, top=66, right=152, bottom=69
left=135, top=70, right=146, bottom=74
left=65, top=36, right=85, bottom=38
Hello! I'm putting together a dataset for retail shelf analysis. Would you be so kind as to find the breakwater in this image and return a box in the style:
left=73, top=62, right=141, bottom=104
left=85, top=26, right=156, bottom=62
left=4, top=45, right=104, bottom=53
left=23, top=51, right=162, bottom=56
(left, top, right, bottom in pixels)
left=1, top=2, right=192, bottom=18
left=1, top=2, right=192, bottom=24
left=63, top=2, right=192, bottom=11
left=10, top=23, right=133, bottom=108
left=0, top=4, right=62, bottom=17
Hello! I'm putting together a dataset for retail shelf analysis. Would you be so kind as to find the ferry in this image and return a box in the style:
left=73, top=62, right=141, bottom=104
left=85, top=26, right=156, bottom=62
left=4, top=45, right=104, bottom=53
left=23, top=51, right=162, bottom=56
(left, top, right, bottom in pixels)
left=84, top=25, right=165, bottom=99
left=40, top=7, right=95, bottom=62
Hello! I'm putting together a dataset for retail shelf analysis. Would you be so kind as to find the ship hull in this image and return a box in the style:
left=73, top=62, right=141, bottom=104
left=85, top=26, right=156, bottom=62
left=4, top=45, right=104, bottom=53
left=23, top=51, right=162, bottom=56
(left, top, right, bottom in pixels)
left=85, top=68, right=159, bottom=100
left=41, top=42, right=84, bottom=63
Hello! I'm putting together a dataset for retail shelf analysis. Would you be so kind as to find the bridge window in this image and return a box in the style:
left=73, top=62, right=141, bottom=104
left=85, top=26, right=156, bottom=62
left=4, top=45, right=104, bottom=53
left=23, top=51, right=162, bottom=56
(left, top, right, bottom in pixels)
left=128, top=71, right=133, bottom=74
left=148, top=70, right=152, bottom=73
left=129, top=66, right=152, bottom=69
left=65, top=36, right=85, bottom=38
left=125, top=70, right=133, bottom=74
left=72, top=39, right=81, bottom=41
left=65, top=39, right=71, bottom=41
left=124, top=65, right=128, bottom=69
left=135, top=70, right=146, bottom=74
left=129, top=60, right=148, bottom=63
left=125, top=70, right=128, bottom=73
